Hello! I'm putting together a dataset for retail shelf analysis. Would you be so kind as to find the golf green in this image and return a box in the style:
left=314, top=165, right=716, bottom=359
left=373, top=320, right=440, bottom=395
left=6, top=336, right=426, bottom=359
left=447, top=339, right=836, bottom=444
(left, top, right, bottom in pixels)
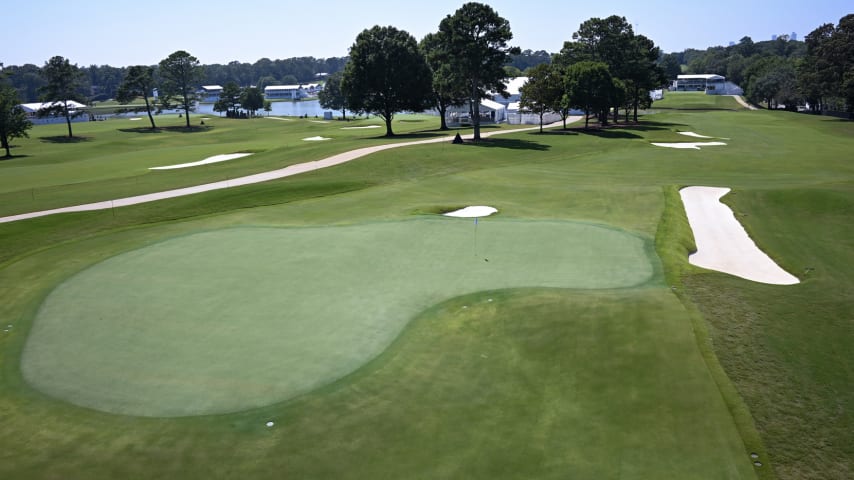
left=22, top=217, right=656, bottom=417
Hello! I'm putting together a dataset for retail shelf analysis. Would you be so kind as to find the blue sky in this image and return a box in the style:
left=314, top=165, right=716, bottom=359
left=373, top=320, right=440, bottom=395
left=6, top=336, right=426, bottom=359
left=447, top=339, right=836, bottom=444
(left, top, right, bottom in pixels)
left=2, top=0, right=850, bottom=67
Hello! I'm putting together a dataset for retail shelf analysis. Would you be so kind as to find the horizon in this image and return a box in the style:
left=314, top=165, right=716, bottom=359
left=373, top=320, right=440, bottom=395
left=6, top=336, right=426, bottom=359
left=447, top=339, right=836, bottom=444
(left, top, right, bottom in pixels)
left=2, top=1, right=850, bottom=68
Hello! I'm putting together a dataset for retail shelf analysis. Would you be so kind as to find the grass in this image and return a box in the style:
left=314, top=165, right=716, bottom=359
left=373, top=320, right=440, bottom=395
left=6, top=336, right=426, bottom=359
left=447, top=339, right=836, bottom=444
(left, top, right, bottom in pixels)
left=654, top=91, right=746, bottom=110
left=22, top=219, right=654, bottom=417
left=0, top=98, right=853, bottom=479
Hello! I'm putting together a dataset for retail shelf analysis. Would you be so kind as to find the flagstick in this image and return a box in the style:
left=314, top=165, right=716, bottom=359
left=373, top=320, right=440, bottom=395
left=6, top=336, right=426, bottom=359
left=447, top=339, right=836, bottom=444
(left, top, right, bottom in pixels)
left=474, top=216, right=478, bottom=257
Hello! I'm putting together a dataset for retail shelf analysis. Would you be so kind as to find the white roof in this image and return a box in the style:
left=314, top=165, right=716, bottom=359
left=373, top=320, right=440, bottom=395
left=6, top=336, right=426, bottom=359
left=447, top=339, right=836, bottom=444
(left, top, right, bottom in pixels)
left=678, top=74, right=725, bottom=81
left=201, top=85, right=222, bottom=91
left=507, top=102, right=521, bottom=111
left=504, top=77, right=529, bottom=96
left=480, top=99, right=505, bottom=111
left=265, top=85, right=303, bottom=91
left=19, top=101, right=87, bottom=112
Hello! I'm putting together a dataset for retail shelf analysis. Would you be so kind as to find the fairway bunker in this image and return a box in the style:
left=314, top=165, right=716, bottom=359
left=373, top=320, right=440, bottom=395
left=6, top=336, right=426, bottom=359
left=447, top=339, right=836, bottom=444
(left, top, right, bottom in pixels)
left=303, top=136, right=331, bottom=141
left=150, top=153, right=253, bottom=170
left=651, top=142, right=727, bottom=150
left=442, top=206, right=498, bottom=218
left=22, top=218, right=655, bottom=417
left=680, top=186, right=799, bottom=285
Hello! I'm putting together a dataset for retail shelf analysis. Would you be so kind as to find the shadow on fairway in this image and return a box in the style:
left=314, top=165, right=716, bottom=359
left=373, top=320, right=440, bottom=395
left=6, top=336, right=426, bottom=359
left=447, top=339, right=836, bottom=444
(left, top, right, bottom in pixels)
left=463, top=138, right=549, bottom=151
left=362, top=132, right=448, bottom=141
left=39, top=136, right=93, bottom=143
left=117, top=127, right=163, bottom=134
left=578, top=129, right=642, bottom=139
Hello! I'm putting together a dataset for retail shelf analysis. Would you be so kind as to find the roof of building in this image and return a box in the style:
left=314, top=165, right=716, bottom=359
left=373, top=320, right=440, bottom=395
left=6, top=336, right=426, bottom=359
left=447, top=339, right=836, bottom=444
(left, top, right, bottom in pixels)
left=201, top=85, right=223, bottom=91
left=677, top=74, right=725, bottom=81
left=19, top=101, right=87, bottom=112
left=264, top=85, right=304, bottom=91
left=480, top=98, right=506, bottom=111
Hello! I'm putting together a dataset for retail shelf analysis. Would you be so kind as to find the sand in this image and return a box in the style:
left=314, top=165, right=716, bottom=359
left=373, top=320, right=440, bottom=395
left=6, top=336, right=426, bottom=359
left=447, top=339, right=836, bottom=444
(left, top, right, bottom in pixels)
left=677, top=132, right=713, bottom=138
left=150, top=153, right=253, bottom=170
left=652, top=142, right=727, bottom=150
left=303, top=136, right=331, bottom=141
left=341, top=125, right=381, bottom=130
left=680, top=186, right=799, bottom=285
left=442, top=206, right=498, bottom=218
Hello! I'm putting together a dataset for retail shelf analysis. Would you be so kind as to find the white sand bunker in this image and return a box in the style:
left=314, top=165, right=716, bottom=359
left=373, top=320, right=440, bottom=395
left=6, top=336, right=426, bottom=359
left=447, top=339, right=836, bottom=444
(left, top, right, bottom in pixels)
left=150, top=153, right=253, bottom=170
left=652, top=142, right=727, bottom=150
left=129, top=117, right=142, bottom=121
left=443, top=206, right=498, bottom=218
left=265, top=117, right=293, bottom=121
left=678, top=131, right=713, bottom=138
left=680, top=186, right=799, bottom=285
left=341, top=125, right=381, bottom=130
left=303, top=136, right=331, bottom=141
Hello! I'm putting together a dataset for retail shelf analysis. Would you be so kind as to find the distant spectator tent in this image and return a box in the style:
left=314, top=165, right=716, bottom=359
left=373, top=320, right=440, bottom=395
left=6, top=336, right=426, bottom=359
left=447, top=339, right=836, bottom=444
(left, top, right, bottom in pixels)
left=264, top=85, right=308, bottom=100
left=673, top=74, right=743, bottom=95
left=19, top=101, right=89, bottom=125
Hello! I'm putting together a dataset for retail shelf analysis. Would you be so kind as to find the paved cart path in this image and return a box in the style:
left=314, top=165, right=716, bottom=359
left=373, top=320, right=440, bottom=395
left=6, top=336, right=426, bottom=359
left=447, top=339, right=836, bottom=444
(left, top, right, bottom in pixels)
left=0, top=119, right=578, bottom=224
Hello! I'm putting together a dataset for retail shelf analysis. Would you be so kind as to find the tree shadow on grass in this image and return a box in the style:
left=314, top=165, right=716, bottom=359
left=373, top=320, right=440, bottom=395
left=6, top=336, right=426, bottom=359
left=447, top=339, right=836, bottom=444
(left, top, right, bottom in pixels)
left=362, top=132, right=449, bottom=141
left=462, top=138, right=550, bottom=151
left=0, top=154, right=31, bottom=161
left=117, top=125, right=213, bottom=134
left=39, top=136, right=93, bottom=143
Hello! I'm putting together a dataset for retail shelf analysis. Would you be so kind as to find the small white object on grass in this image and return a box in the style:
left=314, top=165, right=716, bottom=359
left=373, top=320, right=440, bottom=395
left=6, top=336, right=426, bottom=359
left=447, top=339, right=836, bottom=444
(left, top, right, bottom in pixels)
left=303, top=136, right=331, bottom=141
left=266, top=421, right=274, bottom=427
left=443, top=206, right=498, bottom=218
left=651, top=142, right=727, bottom=150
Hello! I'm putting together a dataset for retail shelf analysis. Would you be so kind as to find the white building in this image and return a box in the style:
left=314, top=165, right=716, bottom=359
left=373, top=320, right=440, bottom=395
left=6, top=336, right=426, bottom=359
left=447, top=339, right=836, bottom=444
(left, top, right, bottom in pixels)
left=446, top=99, right=507, bottom=126
left=264, top=85, right=308, bottom=100
left=199, top=85, right=223, bottom=103
left=493, top=76, right=528, bottom=106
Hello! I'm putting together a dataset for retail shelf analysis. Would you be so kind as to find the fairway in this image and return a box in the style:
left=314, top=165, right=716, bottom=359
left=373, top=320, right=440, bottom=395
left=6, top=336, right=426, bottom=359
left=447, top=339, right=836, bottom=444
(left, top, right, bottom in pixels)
left=22, top=218, right=655, bottom=417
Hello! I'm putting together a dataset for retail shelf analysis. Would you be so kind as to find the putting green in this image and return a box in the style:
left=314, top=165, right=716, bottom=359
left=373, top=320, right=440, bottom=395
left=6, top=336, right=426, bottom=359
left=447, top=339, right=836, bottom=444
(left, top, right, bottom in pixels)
left=22, top=218, right=656, bottom=417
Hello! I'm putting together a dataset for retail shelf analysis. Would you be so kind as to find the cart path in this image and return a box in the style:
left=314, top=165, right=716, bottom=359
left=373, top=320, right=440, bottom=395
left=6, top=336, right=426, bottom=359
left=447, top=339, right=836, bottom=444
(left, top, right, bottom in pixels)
left=0, top=119, right=578, bottom=224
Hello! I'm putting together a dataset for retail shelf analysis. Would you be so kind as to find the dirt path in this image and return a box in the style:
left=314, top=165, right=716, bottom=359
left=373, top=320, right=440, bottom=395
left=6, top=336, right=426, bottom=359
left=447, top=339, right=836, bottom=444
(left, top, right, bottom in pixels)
left=0, top=119, right=579, bottom=224
left=729, top=95, right=759, bottom=110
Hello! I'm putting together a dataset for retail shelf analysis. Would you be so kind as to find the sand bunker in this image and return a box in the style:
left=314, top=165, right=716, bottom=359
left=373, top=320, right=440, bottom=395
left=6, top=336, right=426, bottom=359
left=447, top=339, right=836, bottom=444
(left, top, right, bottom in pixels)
left=680, top=186, right=799, bottom=285
left=303, top=136, right=331, bottom=141
left=129, top=117, right=142, bottom=121
left=678, top=132, right=713, bottom=138
left=265, top=117, right=293, bottom=121
left=309, top=120, right=330, bottom=124
left=652, top=142, right=727, bottom=150
left=342, top=125, right=381, bottom=130
left=443, top=206, right=498, bottom=218
left=150, top=153, right=253, bottom=170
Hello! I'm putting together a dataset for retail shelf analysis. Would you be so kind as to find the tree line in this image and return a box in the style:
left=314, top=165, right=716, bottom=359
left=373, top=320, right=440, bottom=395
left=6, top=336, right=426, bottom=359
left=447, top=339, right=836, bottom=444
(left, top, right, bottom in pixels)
left=320, top=3, right=665, bottom=137
left=660, top=14, right=853, bottom=113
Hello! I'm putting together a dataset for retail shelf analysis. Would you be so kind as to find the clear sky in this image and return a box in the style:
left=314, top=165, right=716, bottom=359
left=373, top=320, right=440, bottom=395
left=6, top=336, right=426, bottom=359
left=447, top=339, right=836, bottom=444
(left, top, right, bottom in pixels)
left=2, top=0, right=850, bottom=67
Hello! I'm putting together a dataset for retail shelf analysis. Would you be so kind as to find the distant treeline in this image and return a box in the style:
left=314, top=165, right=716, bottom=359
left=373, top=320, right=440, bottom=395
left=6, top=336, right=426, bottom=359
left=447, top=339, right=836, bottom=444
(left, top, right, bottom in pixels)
left=1, top=50, right=552, bottom=105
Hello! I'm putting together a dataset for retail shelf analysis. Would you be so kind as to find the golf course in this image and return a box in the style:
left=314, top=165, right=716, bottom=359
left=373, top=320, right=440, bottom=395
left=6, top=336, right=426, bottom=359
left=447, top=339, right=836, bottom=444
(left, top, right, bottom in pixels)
left=1, top=93, right=852, bottom=479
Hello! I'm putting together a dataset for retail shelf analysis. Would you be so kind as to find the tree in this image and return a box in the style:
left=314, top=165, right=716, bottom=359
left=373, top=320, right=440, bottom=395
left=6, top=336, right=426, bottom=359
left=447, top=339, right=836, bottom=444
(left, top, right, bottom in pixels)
left=263, top=100, right=272, bottom=116
left=116, top=65, right=157, bottom=129
left=240, top=87, right=264, bottom=116
left=438, top=2, right=519, bottom=140
left=420, top=31, right=467, bottom=130
left=40, top=56, right=86, bottom=138
left=623, top=35, right=666, bottom=121
left=659, top=53, right=682, bottom=81
left=318, top=71, right=347, bottom=120
left=519, top=63, right=563, bottom=132
left=214, top=81, right=242, bottom=117
left=341, top=25, right=433, bottom=136
left=565, top=61, right=617, bottom=128
left=558, top=16, right=635, bottom=122
left=158, top=51, right=203, bottom=128
left=0, top=83, right=32, bottom=157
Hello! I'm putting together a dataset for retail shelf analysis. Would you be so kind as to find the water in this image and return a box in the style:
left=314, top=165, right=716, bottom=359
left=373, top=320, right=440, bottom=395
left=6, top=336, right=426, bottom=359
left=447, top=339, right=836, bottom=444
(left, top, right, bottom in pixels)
left=195, top=100, right=348, bottom=118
